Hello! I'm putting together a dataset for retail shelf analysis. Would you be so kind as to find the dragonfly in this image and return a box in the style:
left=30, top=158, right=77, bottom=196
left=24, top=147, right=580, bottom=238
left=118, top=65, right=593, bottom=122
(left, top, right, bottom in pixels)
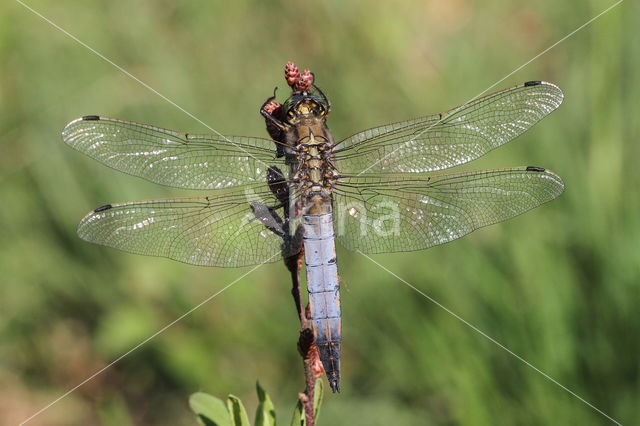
left=62, top=62, right=564, bottom=393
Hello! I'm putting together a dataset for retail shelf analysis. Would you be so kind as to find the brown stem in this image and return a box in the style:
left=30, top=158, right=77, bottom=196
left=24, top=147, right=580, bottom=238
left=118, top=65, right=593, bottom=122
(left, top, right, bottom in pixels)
left=298, top=329, right=317, bottom=426
left=286, top=250, right=317, bottom=426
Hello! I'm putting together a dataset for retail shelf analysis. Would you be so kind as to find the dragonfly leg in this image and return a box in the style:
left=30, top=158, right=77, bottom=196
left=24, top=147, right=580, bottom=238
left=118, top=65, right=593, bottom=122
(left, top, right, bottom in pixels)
left=260, top=86, right=279, bottom=109
left=285, top=250, right=305, bottom=323
left=260, top=87, right=289, bottom=156
left=260, top=87, right=287, bottom=130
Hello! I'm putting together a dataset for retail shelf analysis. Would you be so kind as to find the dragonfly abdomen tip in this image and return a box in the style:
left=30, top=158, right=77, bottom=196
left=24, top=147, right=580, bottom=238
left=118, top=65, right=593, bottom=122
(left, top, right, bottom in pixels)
left=330, top=379, right=340, bottom=393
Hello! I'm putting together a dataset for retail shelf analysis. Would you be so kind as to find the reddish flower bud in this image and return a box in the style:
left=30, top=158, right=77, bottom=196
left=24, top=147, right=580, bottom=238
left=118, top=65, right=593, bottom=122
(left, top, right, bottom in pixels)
left=263, top=100, right=281, bottom=115
left=284, top=61, right=300, bottom=87
left=295, top=69, right=313, bottom=91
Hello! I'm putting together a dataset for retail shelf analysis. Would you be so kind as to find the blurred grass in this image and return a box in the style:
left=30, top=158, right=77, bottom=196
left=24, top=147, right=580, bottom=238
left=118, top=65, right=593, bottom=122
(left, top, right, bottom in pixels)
left=1, top=0, right=638, bottom=425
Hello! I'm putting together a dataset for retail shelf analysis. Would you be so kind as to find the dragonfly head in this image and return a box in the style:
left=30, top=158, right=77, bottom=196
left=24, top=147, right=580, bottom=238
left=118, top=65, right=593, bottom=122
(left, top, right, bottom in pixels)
left=282, top=93, right=329, bottom=123
left=281, top=61, right=331, bottom=124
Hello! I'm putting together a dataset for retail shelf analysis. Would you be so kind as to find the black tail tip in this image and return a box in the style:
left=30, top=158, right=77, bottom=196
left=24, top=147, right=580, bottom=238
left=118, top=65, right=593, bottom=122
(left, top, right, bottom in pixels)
left=326, top=371, right=341, bottom=393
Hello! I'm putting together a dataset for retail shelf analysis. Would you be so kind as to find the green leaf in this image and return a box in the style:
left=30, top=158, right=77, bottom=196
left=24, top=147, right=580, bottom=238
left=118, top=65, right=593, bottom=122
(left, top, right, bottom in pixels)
left=227, top=395, right=251, bottom=426
left=313, top=379, right=324, bottom=422
left=189, top=392, right=232, bottom=426
left=290, top=399, right=305, bottom=426
left=254, top=381, right=276, bottom=426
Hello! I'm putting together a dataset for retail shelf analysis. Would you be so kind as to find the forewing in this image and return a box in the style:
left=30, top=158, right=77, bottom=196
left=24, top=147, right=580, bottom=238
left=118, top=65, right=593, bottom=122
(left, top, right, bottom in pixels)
left=77, top=187, right=301, bottom=267
left=333, top=167, right=564, bottom=253
left=62, top=116, right=284, bottom=190
left=334, top=82, right=563, bottom=174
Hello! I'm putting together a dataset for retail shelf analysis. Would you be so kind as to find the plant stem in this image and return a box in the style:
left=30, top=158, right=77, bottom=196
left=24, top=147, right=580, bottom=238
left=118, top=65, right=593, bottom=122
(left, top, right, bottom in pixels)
left=285, top=250, right=317, bottom=426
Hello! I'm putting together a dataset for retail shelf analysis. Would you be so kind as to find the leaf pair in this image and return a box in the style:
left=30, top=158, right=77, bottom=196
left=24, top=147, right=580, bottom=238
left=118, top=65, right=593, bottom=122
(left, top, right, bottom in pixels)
left=189, top=381, right=323, bottom=426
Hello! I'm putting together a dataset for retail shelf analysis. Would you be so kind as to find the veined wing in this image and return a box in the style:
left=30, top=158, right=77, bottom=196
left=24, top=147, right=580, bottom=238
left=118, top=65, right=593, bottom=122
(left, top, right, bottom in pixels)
left=334, top=82, right=563, bottom=174
left=62, top=116, right=285, bottom=190
left=333, top=167, right=564, bottom=253
left=78, top=185, right=302, bottom=267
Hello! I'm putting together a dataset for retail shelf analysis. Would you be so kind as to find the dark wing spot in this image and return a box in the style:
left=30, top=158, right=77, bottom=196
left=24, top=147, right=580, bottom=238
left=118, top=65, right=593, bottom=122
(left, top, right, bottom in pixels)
left=82, top=115, right=100, bottom=121
left=524, top=81, right=542, bottom=87
left=526, top=166, right=546, bottom=172
left=94, top=204, right=113, bottom=212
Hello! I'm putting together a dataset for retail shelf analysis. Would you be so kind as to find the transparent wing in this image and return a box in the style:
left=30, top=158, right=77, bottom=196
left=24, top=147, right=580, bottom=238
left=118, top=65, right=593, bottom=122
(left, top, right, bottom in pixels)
left=334, top=81, right=563, bottom=174
left=333, top=167, right=564, bottom=253
left=77, top=185, right=302, bottom=267
left=62, top=116, right=285, bottom=190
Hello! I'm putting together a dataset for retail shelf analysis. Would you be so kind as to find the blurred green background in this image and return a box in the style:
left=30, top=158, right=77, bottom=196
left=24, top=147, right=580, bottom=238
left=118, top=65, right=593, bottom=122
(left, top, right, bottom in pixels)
left=1, top=0, right=638, bottom=424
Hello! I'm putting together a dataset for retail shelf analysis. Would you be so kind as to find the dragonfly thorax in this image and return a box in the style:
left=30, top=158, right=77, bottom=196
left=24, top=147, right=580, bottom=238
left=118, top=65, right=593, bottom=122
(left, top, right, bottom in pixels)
left=292, top=121, right=338, bottom=200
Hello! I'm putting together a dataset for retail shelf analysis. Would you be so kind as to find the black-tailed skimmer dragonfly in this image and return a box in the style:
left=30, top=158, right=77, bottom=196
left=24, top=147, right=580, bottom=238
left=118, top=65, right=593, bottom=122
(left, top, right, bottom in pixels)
left=62, top=62, right=564, bottom=392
